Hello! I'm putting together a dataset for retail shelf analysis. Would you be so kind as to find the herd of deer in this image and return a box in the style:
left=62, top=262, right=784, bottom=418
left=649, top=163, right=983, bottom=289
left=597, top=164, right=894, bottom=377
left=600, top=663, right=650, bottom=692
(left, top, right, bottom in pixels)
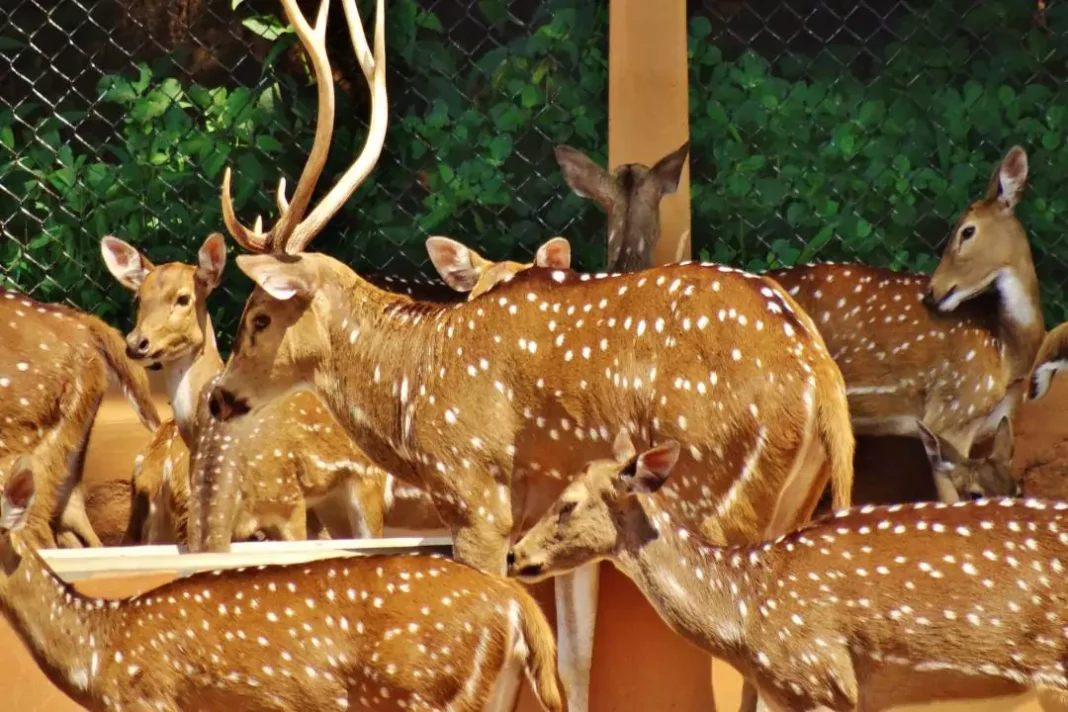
left=3, top=0, right=1068, bottom=710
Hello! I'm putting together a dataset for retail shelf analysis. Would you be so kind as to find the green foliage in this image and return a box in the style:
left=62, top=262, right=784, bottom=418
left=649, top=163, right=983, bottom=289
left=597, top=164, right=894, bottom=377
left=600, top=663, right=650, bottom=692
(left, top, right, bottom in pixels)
left=0, top=0, right=607, bottom=341
left=689, top=0, right=1068, bottom=325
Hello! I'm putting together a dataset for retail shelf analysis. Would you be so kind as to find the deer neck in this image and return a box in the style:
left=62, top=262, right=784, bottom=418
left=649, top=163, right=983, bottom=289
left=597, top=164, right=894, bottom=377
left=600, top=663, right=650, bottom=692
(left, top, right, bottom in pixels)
left=1, top=536, right=116, bottom=699
left=315, top=278, right=444, bottom=473
left=992, top=262, right=1044, bottom=382
left=162, top=315, right=224, bottom=445
left=614, top=501, right=758, bottom=667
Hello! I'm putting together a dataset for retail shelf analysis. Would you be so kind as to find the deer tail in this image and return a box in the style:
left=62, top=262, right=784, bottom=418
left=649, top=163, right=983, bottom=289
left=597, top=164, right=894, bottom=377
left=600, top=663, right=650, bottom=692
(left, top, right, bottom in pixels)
left=516, top=588, right=563, bottom=712
left=819, top=382, right=855, bottom=512
left=88, top=316, right=162, bottom=431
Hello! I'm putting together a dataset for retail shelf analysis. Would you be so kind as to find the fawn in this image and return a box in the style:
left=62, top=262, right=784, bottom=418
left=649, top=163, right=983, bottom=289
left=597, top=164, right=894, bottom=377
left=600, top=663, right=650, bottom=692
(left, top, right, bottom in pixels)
left=0, top=453, right=562, bottom=712
left=510, top=432, right=1068, bottom=711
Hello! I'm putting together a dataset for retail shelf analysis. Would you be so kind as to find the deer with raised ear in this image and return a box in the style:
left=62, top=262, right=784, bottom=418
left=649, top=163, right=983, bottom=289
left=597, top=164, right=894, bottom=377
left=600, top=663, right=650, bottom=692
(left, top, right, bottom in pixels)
left=200, top=1, right=855, bottom=711
left=0, top=282, right=161, bottom=549
left=561, top=143, right=1044, bottom=504
left=100, top=232, right=442, bottom=547
left=0, top=453, right=563, bottom=712
left=555, top=143, right=689, bottom=273
left=510, top=430, right=1068, bottom=712
left=426, top=235, right=572, bottom=300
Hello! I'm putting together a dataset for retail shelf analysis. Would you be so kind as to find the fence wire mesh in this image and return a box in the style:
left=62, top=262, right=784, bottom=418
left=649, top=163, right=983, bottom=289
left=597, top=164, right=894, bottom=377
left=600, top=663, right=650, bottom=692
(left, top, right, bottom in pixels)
left=0, top=0, right=609, bottom=343
left=687, top=0, right=1068, bottom=323
left=2, top=0, right=1067, bottom=345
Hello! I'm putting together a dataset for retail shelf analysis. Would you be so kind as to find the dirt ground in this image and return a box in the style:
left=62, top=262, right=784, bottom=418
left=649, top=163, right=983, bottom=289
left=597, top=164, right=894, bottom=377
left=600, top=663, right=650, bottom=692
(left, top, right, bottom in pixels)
left=5, top=373, right=1066, bottom=710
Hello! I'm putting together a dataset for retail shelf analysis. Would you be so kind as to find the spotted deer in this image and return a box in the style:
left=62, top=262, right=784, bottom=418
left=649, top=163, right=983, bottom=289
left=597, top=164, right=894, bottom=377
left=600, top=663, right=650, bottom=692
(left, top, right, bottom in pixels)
left=426, top=236, right=572, bottom=299
left=511, top=432, right=1068, bottom=712
left=1026, top=321, right=1068, bottom=402
left=201, top=1, right=854, bottom=710
left=554, top=143, right=689, bottom=272
left=0, top=454, right=563, bottom=712
left=100, top=233, right=442, bottom=548
left=563, top=143, right=1044, bottom=504
left=916, top=416, right=1020, bottom=501
left=0, top=287, right=161, bottom=549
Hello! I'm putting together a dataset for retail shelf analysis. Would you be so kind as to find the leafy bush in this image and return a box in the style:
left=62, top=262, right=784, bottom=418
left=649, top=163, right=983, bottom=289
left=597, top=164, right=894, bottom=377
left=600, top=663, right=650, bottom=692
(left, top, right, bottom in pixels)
left=688, top=0, right=1068, bottom=324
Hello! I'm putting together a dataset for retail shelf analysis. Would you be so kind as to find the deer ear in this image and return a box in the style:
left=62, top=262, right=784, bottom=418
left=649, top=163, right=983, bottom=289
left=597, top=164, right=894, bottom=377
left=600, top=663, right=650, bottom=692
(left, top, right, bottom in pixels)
left=196, top=233, right=227, bottom=292
left=623, top=441, right=680, bottom=495
left=918, top=421, right=953, bottom=471
left=612, top=429, right=637, bottom=463
left=555, top=145, right=620, bottom=211
left=101, top=236, right=154, bottom=291
left=650, top=141, right=690, bottom=196
left=426, top=237, right=489, bottom=293
left=985, top=146, right=1028, bottom=212
left=534, top=237, right=571, bottom=269
left=235, top=254, right=315, bottom=301
left=1, top=456, right=36, bottom=532
left=990, top=417, right=1014, bottom=463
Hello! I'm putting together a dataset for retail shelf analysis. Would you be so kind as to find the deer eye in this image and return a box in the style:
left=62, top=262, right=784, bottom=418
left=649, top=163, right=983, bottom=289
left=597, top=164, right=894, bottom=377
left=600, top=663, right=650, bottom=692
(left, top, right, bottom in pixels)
left=175, top=294, right=191, bottom=307
left=252, top=314, right=271, bottom=331
left=558, top=501, right=577, bottom=518
left=960, top=225, right=976, bottom=241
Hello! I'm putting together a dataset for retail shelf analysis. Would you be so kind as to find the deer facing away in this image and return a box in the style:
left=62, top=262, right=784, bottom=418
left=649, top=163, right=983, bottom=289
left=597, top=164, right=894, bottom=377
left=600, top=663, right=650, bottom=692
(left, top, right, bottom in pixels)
left=0, top=288, right=161, bottom=549
left=559, top=142, right=1043, bottom=504
left=101, top=232, right=441, bottom=548
left=0, top=453, right=562, bottom=712
left=202, top=1, right=854, bottom=711
left=510, top=432, right=1068, bottom=712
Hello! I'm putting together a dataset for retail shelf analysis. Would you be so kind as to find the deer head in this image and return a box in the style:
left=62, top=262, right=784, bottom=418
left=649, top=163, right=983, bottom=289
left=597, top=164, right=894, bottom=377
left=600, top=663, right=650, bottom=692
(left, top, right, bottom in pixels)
left=1027, top=320, right=1068, bottom=401
left=100, top=233, right=226, bottom=366
left=925, top=146, right=1036, bottom=321
left=917, top=416, right=1019, bottom=500
left=508, top=431, right=679, bottom=582
left=425, top=236, right=572, bottom=299
left=555, top=143, right=689, bottom=272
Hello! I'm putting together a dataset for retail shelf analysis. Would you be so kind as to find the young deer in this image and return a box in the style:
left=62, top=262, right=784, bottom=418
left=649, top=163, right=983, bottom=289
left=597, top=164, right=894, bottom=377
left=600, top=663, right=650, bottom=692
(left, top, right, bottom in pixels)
left=0, top=454, right=562, bottom=712
left=561, top=143, right=1044, bottom=503
left=100, top=233, right=441, bottom=548
left=202, top=0, right=854, bottom=709
left=555, top=143, right=689, bottom=272
left=0, top=288, right=161, bottom=549
left=917, top=416, right=1019, bottom=501
left=510, top=432, right=1068, bottom=712
left=426, top=236, right=572, bottom=299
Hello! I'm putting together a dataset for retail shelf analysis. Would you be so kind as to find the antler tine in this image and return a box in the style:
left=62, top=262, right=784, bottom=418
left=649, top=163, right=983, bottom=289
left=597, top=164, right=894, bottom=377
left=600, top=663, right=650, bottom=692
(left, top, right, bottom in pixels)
left=219, top=0, right=335, bottom=254
left=284, top=0, right=387, bottom=254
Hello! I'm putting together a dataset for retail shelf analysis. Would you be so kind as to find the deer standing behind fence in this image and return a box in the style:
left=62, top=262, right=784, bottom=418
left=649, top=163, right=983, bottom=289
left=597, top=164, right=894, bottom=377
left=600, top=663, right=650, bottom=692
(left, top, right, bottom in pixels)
left=558, top=144, right=1045, bottom=504
left=0, top=287, right=160, bottom=549
left=510, top=432, right=1068, bottom=712
left=100, top=233, right=442, bottom=548
left=0, top=453, right=563, bottom=712
left=200, top=1, right=855, bottom=711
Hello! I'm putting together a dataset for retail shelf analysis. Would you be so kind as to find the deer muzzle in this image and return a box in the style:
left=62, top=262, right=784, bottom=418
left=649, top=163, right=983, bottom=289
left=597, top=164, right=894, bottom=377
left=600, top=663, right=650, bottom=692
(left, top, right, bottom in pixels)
left=125, top=330, right=151, bottom=360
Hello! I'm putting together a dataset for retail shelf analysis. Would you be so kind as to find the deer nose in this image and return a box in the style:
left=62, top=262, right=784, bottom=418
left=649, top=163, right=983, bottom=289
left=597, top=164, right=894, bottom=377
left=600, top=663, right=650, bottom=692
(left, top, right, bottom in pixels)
left=208, top=386, right=250, bottom=421
left=505, top=549, right=517, bottom=571
left=125, top=332, right=150, bottom=359
left=921, top=287, right=936, bottom=307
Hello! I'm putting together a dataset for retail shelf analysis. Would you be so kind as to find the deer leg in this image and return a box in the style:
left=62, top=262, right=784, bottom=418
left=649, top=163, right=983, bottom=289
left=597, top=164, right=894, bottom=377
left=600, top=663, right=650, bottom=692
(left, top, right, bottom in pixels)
left=59, top=481, right=103, bottom=548
left=483, top=654, right=524, bottom=712
left=553, top=563, right=600, bottom=712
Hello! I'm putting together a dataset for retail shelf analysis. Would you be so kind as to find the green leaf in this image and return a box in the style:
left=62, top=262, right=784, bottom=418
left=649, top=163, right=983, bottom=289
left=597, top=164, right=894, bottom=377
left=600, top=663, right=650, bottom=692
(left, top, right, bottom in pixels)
left=520, top=85, right=540, bottom=108
left=242, top=15, right=292, bottom=41
left=255, top=135, right=284, bottom=153
left=489, top=134, right=513, bottom=162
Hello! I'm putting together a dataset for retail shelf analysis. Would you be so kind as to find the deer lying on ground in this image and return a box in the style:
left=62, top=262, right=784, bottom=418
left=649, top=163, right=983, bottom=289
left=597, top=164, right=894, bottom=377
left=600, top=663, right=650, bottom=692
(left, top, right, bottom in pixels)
left=0, top=454, right=563, bottom=712
left=202, top=0, right=854, bottom=710
left=510, top=431, right=1068, bottom=712
left=559, top=143, right=1044, bottom=504
left=0, top=288, right=161, bottom=549
left=101, top=232, right=443, bottom=547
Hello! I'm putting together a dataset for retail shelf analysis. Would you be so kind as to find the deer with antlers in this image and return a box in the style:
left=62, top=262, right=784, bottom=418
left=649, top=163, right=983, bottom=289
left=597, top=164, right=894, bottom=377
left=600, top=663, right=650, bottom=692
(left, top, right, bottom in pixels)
left=100, top=232, right=444, bottom=547
left=510, top=432, right=1068, bottom=712
left=0, top=288, right=161, bottom=549
left=201, top=1, right=855, bottom=710
left=0, top=453, right=563, bottom=712
left=559, top=143, right=1045, bottom=504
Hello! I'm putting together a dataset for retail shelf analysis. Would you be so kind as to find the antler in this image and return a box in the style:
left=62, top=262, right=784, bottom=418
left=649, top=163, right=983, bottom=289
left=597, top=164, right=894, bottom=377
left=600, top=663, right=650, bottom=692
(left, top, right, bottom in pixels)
left=219, top=0, right=386, bottom=256
left=283, top=0, right=387, bottom=254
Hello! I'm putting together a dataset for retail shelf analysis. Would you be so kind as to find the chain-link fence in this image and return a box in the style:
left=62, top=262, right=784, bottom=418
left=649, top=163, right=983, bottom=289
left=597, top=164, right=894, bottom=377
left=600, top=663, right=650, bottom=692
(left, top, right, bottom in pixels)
left=0, top=0, right=609, bottom=342
left=687, top=0, right=1068, bottom=323
left=3, top=0, right=1068, bottom=343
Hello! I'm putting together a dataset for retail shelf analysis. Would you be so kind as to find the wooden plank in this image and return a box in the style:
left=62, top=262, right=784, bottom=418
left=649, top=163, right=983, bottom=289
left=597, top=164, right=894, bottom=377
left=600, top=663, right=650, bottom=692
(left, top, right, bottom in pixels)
left=608, top=0, right=691, bottom=265
left=40, top=536, right=454, bottom=581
